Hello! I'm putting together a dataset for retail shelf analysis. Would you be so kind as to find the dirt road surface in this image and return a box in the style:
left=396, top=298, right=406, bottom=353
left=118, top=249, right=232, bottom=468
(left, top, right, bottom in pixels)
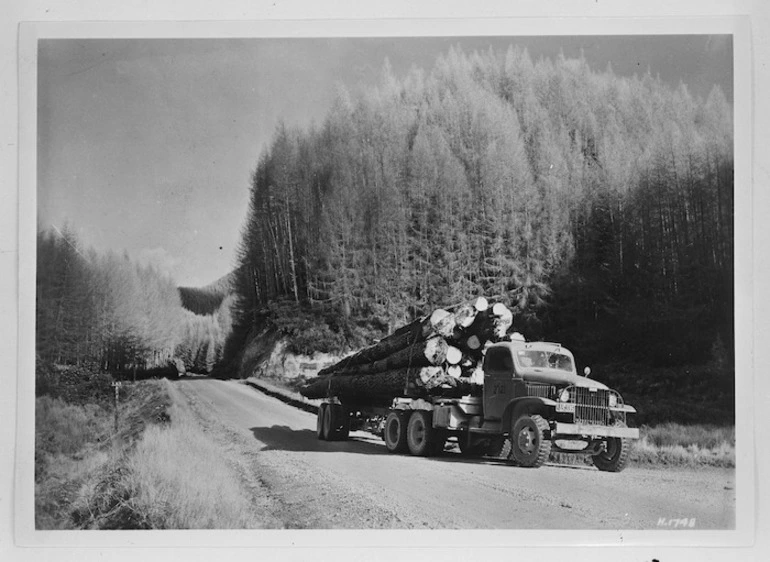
left=173, top=377, right=735, bottom=529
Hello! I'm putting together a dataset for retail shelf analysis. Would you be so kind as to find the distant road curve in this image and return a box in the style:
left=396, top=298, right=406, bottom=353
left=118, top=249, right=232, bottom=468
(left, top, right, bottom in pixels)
left=174, top=377, right=735, bottom=529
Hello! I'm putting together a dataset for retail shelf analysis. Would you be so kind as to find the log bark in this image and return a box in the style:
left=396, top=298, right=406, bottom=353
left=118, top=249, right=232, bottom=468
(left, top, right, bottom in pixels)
left=318, top=308, right=456, bottom=376
left=300, top=368, right=427, bottom=400
left=323, top=336, right=448, bottom=377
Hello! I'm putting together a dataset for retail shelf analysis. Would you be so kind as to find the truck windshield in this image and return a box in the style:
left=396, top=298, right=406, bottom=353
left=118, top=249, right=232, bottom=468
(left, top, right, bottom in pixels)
left=516, top=350, right=573, bottom=372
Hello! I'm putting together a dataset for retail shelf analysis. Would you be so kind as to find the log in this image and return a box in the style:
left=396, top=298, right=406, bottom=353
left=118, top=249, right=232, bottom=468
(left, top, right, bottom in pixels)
left=300, top=368, right=428, bottom=400
left=429, top=309, right=456, bottom=338
left=466, top=335, right=481, bottom=350
left=445, top=345, right=463, bottom=365
left=454, top=304, right=477, bottom=329
left=473, top=296, right=489, bottom=312
left=324, top=336, right=448, bottom=377
left=446, top=365, right=462, bottom=379
left=318, top=308, right=456, bottom=376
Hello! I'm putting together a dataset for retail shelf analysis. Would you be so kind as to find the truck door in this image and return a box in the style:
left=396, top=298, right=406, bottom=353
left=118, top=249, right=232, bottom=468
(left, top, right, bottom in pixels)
left=482, top=346, right=515, bottom=420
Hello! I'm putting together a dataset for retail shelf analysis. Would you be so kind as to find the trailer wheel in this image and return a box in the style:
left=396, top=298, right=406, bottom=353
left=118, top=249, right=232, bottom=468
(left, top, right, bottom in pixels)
left=510, top=414, right=551, bottom=468
left=334, top=405, right=350, bottom=441
left=323, top=404, right=350, bottom=441
left=322, top=403, right=334, bottom=441
left=316, top=404, right=328, bottom=441
left=592, top=428, right=631, bottom=473
left=384, top=411, right=409, bottom=453
left=406, top=410, right=435, bottom=457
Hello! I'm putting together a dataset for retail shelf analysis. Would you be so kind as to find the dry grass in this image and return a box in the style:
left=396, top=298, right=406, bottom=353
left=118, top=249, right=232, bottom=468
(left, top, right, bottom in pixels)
left=120, top=392, right=264, bottom=529
left=35, top=379, right=169, bottom=529
left=37, top=377, right=271, bottom=529
left=630, top=423, right=735, bottom=468
left=549, top=422, right=735, bottom=468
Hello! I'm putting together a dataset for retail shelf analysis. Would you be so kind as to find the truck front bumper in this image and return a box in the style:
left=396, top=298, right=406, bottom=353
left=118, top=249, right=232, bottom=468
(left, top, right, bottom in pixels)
left=554, top=422, right=639, bottom=439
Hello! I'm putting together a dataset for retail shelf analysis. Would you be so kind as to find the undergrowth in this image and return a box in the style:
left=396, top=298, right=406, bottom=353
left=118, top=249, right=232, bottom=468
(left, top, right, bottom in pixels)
left=549, top=422, right=735, bottom=468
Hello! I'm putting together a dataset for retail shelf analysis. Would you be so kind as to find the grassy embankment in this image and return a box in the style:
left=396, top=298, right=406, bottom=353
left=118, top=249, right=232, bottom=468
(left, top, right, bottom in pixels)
left=36, top=371, right=265, bottom=529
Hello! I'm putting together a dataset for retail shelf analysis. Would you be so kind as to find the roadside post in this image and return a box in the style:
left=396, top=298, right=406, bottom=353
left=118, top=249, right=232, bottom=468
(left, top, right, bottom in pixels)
left=112, top=381, right=123, bottom=433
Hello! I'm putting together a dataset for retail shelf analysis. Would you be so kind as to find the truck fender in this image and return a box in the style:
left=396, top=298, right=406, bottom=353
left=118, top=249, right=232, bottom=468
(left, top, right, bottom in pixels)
left=502, top=397, right=557, bottom=431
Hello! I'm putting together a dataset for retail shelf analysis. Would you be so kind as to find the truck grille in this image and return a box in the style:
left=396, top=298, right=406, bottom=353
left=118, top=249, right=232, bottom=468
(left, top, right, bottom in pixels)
left=571, top=387, right=610, bottom=425
left=526, top=383, right=555, bottom=399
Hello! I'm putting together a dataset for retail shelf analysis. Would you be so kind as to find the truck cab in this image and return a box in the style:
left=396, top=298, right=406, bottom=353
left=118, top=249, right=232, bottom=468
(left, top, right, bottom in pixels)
left=471, top=340, right=639, bottom=469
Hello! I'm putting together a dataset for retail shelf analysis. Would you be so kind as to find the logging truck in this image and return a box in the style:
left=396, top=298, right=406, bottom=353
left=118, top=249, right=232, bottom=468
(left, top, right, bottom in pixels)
left=315, top=339, right=639, bottom=471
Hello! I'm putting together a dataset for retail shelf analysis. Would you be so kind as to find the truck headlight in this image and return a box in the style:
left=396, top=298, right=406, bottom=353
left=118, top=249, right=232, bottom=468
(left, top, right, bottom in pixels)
left=608, top=393, right=618, bottom=407
left=559, top=389, right=570, bottom=402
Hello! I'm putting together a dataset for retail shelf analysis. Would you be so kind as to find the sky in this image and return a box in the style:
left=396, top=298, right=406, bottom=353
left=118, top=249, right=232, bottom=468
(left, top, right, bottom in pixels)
left=37, top=35, right=732, bottom=288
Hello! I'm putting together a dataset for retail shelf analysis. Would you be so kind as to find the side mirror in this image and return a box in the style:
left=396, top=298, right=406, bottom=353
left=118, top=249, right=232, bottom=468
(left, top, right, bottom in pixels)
left=583, top=367, right=591, bottom=378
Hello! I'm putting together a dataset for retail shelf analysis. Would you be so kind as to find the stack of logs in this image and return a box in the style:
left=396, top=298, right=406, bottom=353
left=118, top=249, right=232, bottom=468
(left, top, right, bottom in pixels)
left=299, top=297, right=515, bottom=402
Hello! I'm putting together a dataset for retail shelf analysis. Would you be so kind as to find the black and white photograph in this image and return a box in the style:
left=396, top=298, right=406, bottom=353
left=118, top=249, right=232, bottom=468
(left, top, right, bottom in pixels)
left=6, top=7, right=764, bottom=559
left=28, top=31, right=740, bottom=532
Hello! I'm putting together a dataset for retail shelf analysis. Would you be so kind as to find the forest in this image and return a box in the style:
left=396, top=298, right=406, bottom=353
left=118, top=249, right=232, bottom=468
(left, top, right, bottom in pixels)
left=36, top=45, right=734, bottom=424
left=227, top=46, right=733, bottom=382
left=35, top=228, right=233, bottom=378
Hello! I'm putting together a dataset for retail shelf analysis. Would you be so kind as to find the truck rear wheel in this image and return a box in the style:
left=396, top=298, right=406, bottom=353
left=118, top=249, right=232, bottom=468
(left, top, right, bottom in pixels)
left=592, top=434, right=631, bottom=472
left=316, top=404, right=328, bottom=440
left=384, top=411, right=409, bottom=453
left=406, top=410, right=435, bottom=456
left=510, top=414, right=551, bottom=468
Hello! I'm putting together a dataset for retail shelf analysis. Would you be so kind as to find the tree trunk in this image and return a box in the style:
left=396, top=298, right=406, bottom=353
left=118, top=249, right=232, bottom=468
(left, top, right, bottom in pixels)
left=326, top=336, right=448, bottom=376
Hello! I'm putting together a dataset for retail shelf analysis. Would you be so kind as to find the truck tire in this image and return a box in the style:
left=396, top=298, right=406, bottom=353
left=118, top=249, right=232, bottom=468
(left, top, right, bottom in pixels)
left=510, top=414, right=551, bottom=468
left=406, top=410, right=435, bottom=456
left=384, top=411, right=409, bottom=453
left=316, top=404, right=328, bottom=440
left=334, top=404, right=350, bottom=441
left=592, top=433, right=631, bottom=473
left=324, top=404, right=350, bottom=441
left=322, top=403, right=334, bottom=441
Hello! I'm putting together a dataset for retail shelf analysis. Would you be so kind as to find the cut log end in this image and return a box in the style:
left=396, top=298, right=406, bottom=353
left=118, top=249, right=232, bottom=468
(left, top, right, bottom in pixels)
left=473, top=296, right=489, bottom=312
left=454, top=304, right=477, bottom=328
left=445, top=345, right=463, bottom=365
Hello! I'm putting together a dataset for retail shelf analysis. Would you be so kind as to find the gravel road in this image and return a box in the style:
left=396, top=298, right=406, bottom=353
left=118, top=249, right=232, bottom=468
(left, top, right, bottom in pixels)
left=174, top=377, right=735, bottom=529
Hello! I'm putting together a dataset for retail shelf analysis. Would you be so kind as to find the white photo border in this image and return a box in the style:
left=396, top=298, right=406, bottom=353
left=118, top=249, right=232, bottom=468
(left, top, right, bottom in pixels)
left=15, top=15, right=754, bottom=552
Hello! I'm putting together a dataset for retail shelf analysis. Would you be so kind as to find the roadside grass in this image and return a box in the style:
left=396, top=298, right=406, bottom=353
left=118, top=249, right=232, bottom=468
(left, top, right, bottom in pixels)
left=35, top=378, right=170, bottom=529
left=630, top=423, right=735, bottom=468
left=37, top=377, right=269, bottom=529
left=119, top=385, right=264, bottom=529
left=549, top=423, right=735, bottom=468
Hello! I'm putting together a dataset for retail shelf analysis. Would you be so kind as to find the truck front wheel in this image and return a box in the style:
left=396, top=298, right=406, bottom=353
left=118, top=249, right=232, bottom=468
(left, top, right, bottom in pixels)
left=592, top=435, right=631, bottom=472
left=510, top=414, right=551, bottom=468
left=384, top=411, right=410, bottom=453
left=406, top=410, right=435, bottom=456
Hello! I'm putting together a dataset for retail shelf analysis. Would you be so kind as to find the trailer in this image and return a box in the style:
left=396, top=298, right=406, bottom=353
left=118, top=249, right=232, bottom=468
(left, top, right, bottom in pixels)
left=315, top=339, right=639, bottom=472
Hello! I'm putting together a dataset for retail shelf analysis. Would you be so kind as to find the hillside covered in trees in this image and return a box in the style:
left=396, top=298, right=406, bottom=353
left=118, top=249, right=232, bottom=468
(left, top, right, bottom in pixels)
left=226, top=46, right=734, bottom=419
left=226, top=47, right=734, bottom=422
left=36, top=228, right=233, bottom=378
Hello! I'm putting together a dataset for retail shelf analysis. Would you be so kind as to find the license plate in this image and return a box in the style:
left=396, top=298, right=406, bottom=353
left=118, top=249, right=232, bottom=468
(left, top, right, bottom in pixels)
left=556, top=403, right=576, bottom=413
